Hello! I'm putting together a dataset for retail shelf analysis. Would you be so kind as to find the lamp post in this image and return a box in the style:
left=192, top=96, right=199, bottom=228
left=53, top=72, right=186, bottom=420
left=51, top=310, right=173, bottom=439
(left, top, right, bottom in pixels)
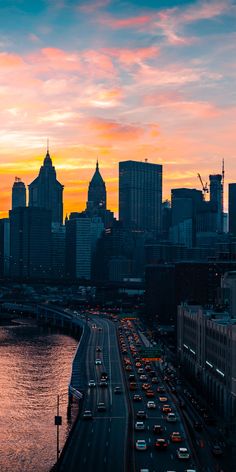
left=55, top=393, right=65, bottom=462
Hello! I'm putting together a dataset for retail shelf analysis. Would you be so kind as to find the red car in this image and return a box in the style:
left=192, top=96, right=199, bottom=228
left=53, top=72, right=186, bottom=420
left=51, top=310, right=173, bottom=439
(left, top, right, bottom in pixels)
left=155, top=438, right=168, bottom=449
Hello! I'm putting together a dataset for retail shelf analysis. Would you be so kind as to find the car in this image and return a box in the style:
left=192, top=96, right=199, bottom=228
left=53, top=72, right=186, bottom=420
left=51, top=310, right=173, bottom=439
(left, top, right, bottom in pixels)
left=142, top=383, right=150, bottom=390
left=155, top=438, right=168, bottom=449
left=167, top=413, right=177, bottom=422
left=83, top=410, right=93, bottom=420
left=95, top=359, right=102, bottom=365
left=99, top=380, right=108, bottom=387
left=133, top=394, right=142, bottom=402
left=162, top=404, right=172, bottom=414
left=135, top=421, right=145, bottom=431
left=140, top=374, right=148, bottom=381
left=140, top=469, right=149, bottom=472
left=96, top=346, right=102, bottom=352
left=170, top=432, right=183, bottom=442
left=147, top=401, right=156, bottom=409
left=125, top=365, right=132, bottom=371
left=129, top=374, right=136, bottom=381
left=151, top=377, right=158, bottom=384
left=146, top=390, right=155, bottom=398
left=211, top=444, right=223, bottom=456
left=185, top=470, right=197, bottom=472
left=100, top=372, right=108, bottom=380
left=114, top=386, right=122, bottom=394
left=88, top=380, right=96, bottom=387
left=97, top=402, right=106, bottom=411
left=136, top=439, right=147, bottom=451
left=136, top=410, right=147, bottom=419
left=153, top=424, right=163, bottom=434
left=159, top=396, right=168, bottom=402
left=138, top=368, right=144, bottom=374
left=177, top=447, right=190, bottom=460
left=157, top=386, right=166, bottom=393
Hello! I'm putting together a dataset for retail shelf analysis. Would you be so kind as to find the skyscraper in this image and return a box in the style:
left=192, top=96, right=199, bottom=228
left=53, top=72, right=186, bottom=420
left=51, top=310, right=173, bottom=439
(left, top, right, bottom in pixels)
left=12, top=177, right=26, bottom=209
left=229, top=183, right=236, bottom=236
left=9, top=207, right=52, bottom=279
left=28, top=148, right=63, bottom=224
left=65, top=213, right=91, bottom=280
left=119, top=160, right=162, bottom=235
left=87, top=160, right=106, bottom=210
left=209, top=174, right=223, bottom=232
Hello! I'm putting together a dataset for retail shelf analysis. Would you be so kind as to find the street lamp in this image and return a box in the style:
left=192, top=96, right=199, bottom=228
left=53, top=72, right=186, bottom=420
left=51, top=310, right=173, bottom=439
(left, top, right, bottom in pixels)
left=55, top=391, right=68, bottom=462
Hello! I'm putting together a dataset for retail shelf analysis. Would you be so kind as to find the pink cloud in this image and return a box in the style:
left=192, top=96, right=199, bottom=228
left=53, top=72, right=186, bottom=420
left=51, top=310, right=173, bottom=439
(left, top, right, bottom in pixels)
left=87, top=117, right=145, bottom=141
left=99, top=13, right=152, bottom=29
left=104, top=46, right=159, bottom=65
left=0, top=52, right=25, bottom=68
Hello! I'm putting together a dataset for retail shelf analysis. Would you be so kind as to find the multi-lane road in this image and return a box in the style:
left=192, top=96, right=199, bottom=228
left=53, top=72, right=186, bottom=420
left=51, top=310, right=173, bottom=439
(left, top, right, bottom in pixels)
left=58, top=312, right=227, bottom=472
left=59, top=317, right=128, bottom=472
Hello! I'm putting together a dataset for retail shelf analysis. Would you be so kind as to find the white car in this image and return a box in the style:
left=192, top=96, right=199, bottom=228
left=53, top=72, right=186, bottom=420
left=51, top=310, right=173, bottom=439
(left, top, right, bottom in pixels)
left=136, top=439, right=147, bottom=451
left=95, top=359, right=102, bottom=365
left=147, top=401, right=156, bottom=409
left=135, top=421, right=145, bottom=430
left=177, top=448, right=190, bottom=460
left=88, top=380, right=96, bottom=387
left=167, top=413, right=177, bottom=422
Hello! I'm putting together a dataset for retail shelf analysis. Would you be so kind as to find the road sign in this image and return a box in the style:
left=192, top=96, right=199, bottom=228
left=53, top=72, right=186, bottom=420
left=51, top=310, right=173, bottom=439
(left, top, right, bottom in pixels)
left=139, top=346, right=162, bottom=361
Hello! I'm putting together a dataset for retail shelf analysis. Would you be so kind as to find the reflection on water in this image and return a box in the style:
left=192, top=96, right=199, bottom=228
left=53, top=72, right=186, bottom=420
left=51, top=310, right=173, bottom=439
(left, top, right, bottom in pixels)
left=0, top=320, right=78, bottom=472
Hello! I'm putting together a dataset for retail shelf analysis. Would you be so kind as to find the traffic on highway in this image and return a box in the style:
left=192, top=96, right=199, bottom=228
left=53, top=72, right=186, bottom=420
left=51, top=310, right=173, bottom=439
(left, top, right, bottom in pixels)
left=59, top=311, right=227, bottom=472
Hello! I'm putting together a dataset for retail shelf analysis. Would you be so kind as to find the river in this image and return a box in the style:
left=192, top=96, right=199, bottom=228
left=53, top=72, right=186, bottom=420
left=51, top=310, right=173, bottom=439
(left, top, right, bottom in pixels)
left=0, top=318, right=78, bottom=472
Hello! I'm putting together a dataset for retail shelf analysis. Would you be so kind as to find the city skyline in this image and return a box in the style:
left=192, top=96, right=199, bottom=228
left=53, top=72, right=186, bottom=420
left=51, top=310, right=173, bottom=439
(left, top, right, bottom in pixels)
left=0, top=0, right=236, bottom=217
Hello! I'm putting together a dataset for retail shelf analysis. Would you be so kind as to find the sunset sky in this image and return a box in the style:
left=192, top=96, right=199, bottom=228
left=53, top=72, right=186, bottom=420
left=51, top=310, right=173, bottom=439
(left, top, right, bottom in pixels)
left=0, top=0, right=236, bottom=218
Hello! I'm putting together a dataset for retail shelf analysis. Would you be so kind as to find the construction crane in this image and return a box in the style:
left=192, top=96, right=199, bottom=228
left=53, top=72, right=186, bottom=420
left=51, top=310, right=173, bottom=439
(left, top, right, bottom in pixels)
left=197, top=173, right=209, bottom=200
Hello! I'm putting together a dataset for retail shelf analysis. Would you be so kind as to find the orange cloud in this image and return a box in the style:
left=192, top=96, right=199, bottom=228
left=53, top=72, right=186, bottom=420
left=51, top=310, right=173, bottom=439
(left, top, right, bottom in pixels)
left=87, top=117, right=145, bottom=141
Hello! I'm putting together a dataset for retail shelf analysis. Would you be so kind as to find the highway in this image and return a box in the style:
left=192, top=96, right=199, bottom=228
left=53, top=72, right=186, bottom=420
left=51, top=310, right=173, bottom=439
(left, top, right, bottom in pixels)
left=59, top=316, right=128, bottom=472
left=58, top=311, right=228, bottom=472
left=119, top=318, right=198, bottom=472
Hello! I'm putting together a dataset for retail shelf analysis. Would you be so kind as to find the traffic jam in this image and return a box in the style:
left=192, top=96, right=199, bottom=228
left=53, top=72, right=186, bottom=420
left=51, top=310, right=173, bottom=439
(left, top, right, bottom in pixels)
left=118, top=317, right=197, bottom=472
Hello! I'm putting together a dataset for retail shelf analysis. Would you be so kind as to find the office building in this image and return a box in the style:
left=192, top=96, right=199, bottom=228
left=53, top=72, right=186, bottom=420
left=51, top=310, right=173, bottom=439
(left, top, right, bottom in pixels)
left=9, top=207, right=52, bottom=279
left=51, top=223, right=66, bottom=279
left=177, top=303, right=236, bottom=424
left=28, top=148, right=64, bottom=224
left=209, top=174, right=223, bottom=232
left=65, top=214, right=91, bottom=280
left=119, top=160, right=162, bottom=235
left=170, top=188, right=202, bottom=247
left=0, top=218, right=10, bottom=277
left=12, top=177, right=26, bottom=209
left=229, top=183, right=236, bottom=236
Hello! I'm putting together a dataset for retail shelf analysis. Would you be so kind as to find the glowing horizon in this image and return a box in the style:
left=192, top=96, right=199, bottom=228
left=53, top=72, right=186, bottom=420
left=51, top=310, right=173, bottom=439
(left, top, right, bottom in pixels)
left=0, top=0, right=236, bottom=218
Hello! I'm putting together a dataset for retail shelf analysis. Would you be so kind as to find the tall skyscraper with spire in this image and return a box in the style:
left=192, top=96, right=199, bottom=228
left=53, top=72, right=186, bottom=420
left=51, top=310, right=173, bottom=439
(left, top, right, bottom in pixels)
left=28, top=147, right=64, bottom=224
left=87, top=160, right=106, bottom=211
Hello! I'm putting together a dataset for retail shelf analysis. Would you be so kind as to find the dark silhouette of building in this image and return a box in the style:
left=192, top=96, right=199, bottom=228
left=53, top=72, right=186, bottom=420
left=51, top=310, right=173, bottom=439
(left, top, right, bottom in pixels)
left=229, top=183, right=236, bottom=236
left=209, top=174, right=223, bottom=232
left=170, top=188, right=202, bottom=247
left=12, top=177, right=26, bottom=209
left=0, top=218, right=10, bottom=277
left=9, top=207, right=52, bottom=279
left=119, top=160, right=162, bottom=235
left=87, top=160, right=106, bottom=210
left=145, top=261, right=236, bottom=326
left=28, top=148, right=63, bottom=224
left=84, top=161, right=114, bottom=228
